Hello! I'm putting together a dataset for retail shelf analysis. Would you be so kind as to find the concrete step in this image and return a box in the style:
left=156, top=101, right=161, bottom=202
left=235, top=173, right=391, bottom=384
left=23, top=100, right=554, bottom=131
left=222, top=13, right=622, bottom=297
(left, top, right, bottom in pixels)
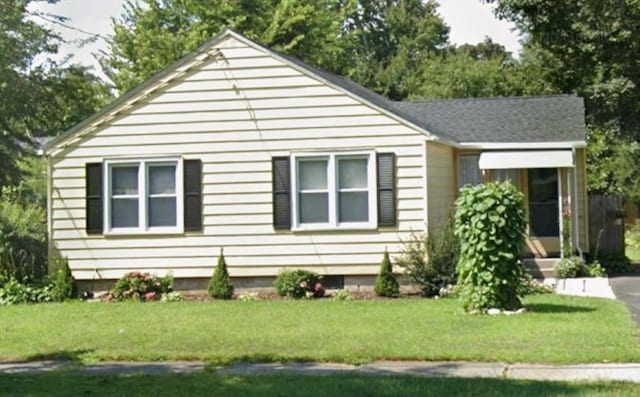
left=524, top=258, right=560, bottom=279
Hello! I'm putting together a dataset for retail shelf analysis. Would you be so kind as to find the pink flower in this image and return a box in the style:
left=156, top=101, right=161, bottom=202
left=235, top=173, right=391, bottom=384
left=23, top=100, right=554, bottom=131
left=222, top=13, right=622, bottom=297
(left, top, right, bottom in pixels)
left=299, top=281, right=308, bottom=289
left=314, top=283, right=323, bottom=292
left=144, top=292, right=155, bottom=301
left=563, top=208, right=571, bottom=218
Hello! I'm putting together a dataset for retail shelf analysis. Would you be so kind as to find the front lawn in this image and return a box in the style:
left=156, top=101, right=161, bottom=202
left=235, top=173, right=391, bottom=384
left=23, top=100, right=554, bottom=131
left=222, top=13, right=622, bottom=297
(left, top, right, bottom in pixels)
left=2, top=373, right=640, bottom=397
left=1, top=294, right=638, bottom=364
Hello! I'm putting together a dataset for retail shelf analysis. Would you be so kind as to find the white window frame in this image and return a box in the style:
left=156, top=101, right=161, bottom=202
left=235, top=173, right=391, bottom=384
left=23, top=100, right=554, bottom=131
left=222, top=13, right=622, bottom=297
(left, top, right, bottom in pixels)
left=104, top=158, right=184, bottom=235
left=291, top=151, right=377, bottom=231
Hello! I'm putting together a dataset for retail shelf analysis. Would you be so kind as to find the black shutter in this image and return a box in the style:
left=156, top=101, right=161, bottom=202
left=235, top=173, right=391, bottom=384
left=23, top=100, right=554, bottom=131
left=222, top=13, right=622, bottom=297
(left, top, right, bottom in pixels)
left=85, top=163, right=103, bottom=234
left=272, top=156, right=291, bottom=230
left=377, top=152, right=396, bottom=227
left=184, top=159, right=202, bottom=232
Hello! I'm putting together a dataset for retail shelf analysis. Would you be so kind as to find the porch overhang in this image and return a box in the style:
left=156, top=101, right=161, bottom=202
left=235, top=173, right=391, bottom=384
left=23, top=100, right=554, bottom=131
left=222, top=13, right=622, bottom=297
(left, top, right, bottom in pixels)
left=478, top=150, right=574, bottom=170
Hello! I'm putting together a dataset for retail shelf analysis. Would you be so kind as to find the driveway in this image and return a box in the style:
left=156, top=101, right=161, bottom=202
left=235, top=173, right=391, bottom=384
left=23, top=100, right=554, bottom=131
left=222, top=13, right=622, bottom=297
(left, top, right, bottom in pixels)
left=609, top=275, right=640, bottom=327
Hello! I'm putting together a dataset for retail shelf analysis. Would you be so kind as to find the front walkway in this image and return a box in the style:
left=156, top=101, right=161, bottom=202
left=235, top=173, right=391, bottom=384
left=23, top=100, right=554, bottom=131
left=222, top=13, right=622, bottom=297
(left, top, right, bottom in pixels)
left=2, top=360, right=640, bottom=383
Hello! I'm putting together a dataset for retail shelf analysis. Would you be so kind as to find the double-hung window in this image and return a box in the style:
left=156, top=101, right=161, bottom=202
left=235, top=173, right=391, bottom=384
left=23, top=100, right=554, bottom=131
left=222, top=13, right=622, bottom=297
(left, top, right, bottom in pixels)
left=105, top=159, right=183, bottom=234
left=292, top=152, right=376, bottom=230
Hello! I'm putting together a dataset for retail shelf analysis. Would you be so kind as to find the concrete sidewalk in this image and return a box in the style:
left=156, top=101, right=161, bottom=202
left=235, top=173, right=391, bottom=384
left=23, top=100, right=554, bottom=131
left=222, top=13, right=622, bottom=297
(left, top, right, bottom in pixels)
left=2, top=360, right=640, bottom=383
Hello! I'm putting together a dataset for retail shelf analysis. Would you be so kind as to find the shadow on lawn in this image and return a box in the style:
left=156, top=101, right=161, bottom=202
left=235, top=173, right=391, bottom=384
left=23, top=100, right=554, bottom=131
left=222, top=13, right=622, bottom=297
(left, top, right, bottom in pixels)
left=26, top=349, right=94, bottom=363
left=525, top=303, right=595, bottom=313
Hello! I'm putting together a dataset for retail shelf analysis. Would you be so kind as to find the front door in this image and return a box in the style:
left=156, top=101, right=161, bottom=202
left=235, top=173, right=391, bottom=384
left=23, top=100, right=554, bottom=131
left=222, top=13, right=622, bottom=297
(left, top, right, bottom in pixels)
left=527, top=168, right=560, bottom=256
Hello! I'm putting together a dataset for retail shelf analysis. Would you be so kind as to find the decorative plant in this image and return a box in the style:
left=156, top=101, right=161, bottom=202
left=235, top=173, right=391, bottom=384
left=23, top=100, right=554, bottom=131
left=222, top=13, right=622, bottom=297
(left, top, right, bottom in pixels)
left=454, top=181, right=527, bottom=312
left=208, top=248, right=234, bottom=299
left=374, top=249, right=399, bottom=297
left=107, top=272, right=173, bottom=301
left=274, top=269, right=324, bottom=299
left=48, top=255, right=76, bottom=302
left=395, top=212, right=459, bottom=297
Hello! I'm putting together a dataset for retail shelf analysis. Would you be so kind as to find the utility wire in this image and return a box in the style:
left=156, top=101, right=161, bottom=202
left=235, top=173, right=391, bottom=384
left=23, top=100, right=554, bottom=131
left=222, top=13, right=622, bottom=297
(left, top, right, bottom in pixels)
left=27, top=11, right=112, bottom=42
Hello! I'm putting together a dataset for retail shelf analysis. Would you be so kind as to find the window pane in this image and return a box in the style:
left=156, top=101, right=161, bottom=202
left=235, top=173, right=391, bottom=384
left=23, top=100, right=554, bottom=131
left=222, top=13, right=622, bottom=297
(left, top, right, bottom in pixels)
left=492, top=169, right=520, bottom=190
left=338, top=158, right=367, bottom=189
left=149, top=197, right=177, bottom=227
left=299, top=192, right=328, bottom=223
left=112, top=198, right=139, bottom=228
left=299, top=160, right=327, bottom=190
left=112, top=166, right=138, bottom=195
left=458, top=155, right=481, bottom=190
left=149, top=165, right=176, bottom=195
left=339, top=191, right=368, bottom=222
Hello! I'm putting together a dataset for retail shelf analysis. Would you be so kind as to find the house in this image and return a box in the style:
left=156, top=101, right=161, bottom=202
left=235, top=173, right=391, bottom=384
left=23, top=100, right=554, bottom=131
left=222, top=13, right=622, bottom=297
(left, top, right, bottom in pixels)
left=42, top=29, right=588, bottom=290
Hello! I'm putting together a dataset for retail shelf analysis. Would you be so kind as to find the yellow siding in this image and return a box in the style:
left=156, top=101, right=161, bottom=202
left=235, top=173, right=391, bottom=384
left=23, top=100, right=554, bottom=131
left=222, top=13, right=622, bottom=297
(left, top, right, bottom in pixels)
left=425, top=142, right=456, bottom=231
left=50, top=35, right=431, bottom=280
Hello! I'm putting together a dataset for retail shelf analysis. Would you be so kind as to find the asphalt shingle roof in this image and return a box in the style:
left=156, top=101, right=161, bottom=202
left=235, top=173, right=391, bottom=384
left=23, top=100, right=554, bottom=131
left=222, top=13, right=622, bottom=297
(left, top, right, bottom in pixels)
left=391, top=95, right=586, bottom=143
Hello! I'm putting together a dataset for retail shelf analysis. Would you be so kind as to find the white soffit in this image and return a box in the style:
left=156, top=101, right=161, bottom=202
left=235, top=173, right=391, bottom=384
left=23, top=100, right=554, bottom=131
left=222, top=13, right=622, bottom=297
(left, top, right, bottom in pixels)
left=478, top=151, right=574, bottom=169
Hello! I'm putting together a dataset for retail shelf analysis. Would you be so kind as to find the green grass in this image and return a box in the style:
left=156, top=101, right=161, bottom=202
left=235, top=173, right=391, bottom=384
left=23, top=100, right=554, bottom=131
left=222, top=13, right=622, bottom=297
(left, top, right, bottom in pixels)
left=1, top=374, right=640, bottom=397
left=0, top=295, right=638, bottom=364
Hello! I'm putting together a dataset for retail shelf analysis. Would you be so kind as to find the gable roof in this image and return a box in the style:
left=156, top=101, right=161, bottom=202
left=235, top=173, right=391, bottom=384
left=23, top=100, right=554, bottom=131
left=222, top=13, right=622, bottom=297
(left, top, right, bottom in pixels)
left=392, top=95, right=586, bottom=144
left=44, top=28, right=586, bottom=155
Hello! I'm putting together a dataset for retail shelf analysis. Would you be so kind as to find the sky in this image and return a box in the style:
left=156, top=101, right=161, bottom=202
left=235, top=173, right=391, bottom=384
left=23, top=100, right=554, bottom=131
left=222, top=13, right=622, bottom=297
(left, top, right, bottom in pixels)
left=28, top=0, right=522, bottom=82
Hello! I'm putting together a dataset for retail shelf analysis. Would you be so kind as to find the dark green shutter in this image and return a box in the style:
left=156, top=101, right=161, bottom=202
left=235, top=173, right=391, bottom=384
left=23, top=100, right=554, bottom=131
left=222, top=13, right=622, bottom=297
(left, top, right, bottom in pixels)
left=85, top=163, right=103, bottom=234
left=184, top=159, right=202, bottom=232
left=377, top=152, right=396, bottom=227
left=272, top=157, right=291, bottom=230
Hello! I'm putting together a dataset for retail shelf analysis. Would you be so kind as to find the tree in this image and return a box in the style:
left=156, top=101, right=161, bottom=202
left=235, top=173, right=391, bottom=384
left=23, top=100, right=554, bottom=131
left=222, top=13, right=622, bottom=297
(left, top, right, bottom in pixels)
left=103, top=0, right=450, bottom=100
left=0, top=0, right=111, bottom=188
left=486, top=0, right=640, bottom=200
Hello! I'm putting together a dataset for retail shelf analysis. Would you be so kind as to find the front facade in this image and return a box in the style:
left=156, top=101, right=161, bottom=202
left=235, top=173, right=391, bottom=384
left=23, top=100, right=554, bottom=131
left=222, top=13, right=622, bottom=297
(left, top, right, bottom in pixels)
left=44, top=30, right=588, bottom=288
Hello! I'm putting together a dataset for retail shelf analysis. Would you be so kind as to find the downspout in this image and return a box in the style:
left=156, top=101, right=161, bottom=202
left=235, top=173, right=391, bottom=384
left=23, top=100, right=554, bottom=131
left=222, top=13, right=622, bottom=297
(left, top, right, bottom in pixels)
left=572, top=147, right=584, bottom=260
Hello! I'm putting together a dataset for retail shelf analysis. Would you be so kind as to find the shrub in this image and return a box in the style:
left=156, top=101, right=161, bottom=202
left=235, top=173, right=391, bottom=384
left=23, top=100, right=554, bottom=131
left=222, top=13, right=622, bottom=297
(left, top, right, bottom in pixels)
left=237, top=292, right=260, bottom=302
left=374, top=249, right=399, bottom=297
left=0, top=186, right=47, bottom=282
left=208, top=248, right=234, bottom=299
left=332, top=288, right=353, bottom=301
left=0, top=277, right=53, bottom=305
left=107, top=272, right=173, bottom=301
left=160, top=292, right=183, bottom=302
left=48, top=255, right=76, bottom=302
left=518, top=277, right=554, bottom=296
left=454, top=181, right=527, bottom=312
left=395, top=215, right=459, bottom=297
left=274, top=269, right=324, bottom=299
left=555, top=257, right=607, bottom=278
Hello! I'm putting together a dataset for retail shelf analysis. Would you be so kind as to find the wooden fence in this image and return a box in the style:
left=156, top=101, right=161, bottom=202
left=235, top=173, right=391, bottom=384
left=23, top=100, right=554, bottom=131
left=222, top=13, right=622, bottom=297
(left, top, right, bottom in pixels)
left=588, top=194, right=625, bottom=257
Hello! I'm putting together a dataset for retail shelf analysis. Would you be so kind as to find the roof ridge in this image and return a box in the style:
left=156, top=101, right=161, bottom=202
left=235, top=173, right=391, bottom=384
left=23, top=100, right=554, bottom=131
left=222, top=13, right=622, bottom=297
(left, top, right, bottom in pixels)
left=398, top=94, right=578, bottom=105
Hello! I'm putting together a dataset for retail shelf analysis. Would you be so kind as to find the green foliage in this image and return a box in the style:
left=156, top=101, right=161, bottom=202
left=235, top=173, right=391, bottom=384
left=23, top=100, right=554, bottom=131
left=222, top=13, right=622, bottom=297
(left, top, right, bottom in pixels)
left=237, top=292, right=260, bottom=302
left=273, top=269, right=324, bottom=299
left=107, top=272, right=173, bottom=302
left=374, top=250, right=399, bottom=297
left=518, top=278, right=554, bottom=296
left=0, top=185, right=47, bottom=282
left=332, top=288, right=354, bottom=301
left=454, top=181, right=527, bottom=312
left=208, top=248, right=234, bottom=299
left=487, top=0, right=640, bottom=201
left=395, top=215, right=459, bottom=297
left=554, top=257, right=607, bottom=278
left=0, top=277, right=53, bottom=305
left=160, top=292, right=184, bottom=302
left=48, top=255, right=76, bottom=302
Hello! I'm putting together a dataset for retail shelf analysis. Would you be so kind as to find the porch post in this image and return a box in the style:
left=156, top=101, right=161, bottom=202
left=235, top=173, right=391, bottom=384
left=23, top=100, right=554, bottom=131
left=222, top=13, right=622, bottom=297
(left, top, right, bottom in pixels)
left=557, top=168, right=564, bottom=258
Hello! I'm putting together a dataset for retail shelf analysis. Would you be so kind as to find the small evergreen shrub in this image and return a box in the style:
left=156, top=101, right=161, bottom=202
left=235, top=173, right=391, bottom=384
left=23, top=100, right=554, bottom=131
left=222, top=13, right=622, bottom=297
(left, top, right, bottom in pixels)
left=454, top=181, right=527, bottom=312
left=107, top=272, right=173, bottom=301
left=395, top=214, right=459, bottom=297
left=208, top=248, right=234, bottom=299
left=48, top=255, right=76, bottom=302
left=374, top=250, right=399, bottom=297
left=274, top=269, right=324, bottom=299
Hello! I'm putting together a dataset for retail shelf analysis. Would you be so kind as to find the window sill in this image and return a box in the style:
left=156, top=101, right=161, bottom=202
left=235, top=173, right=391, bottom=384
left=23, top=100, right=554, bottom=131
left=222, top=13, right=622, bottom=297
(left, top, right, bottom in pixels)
left=291, top=223, right=377, bottom=232
left=103, top=228, right=184, bottom=237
